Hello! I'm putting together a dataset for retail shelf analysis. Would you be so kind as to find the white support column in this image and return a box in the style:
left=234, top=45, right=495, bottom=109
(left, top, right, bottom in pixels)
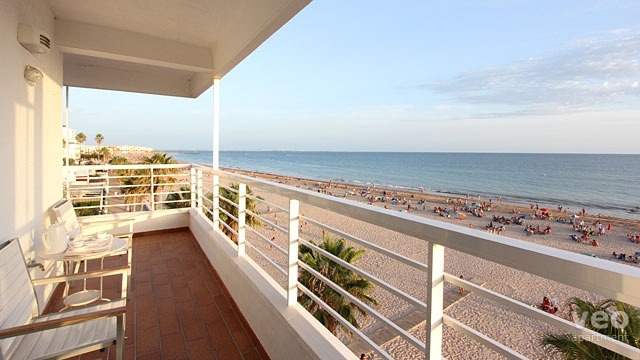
left=212, top=175, right=220, bottom=229
left=65, top=86, right=70, bottom=167
left=287, top=199, right=300, bottom=306
left=237, top=183, right=247, bottom=256
left=190, top=167, right=196, bottom=208
left=426, top=242, right=444, bottom=359
left=64, top=86, right=71, bottom=199
left=197, top=169, right=203, bottom=212
left=150, top=168, right=155, bottom=211
left=212, top=78, right=220, bottom=170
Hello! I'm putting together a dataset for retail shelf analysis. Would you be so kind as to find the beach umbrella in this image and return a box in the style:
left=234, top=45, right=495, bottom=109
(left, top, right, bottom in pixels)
left=539, top=208, right=550, bottom=212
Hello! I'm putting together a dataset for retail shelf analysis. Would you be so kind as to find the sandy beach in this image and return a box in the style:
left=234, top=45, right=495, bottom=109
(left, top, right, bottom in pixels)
left=210, top=167, right=640, bottom=359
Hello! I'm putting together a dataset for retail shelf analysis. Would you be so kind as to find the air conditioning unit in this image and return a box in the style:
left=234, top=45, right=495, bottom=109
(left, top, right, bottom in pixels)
left=18, top=23, right=51, bottom=54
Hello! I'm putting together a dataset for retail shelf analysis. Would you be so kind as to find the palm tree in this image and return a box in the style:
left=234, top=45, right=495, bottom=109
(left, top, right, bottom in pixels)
left=119, top=152, right=178, bottom=211
left=165, top=186, right=191, bottom=209
left=98, top=147, right=111, bottom=163
left=76, top=132, right=87, bottom=154
left=212, top=183, right=262, bottom=242
left=109, top=156, right=130, bottom=165
left=95, top=133, right=104, bottom=146
left=541, top=297, right=640, bottom=359
left=144, top=152, right=173, bottom=165
left=298, top=235, right=378, bottom=336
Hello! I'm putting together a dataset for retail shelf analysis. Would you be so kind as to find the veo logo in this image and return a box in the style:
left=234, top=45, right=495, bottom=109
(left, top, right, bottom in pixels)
left=571, top=309, right=629, bottom=330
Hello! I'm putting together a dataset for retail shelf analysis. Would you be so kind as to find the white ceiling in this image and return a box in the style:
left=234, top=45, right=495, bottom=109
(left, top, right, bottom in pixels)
left=48, top=0, right=311, bottom=97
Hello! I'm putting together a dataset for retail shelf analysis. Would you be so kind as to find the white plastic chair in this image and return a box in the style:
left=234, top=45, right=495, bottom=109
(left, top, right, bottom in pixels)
left=52, top=199, right=133, bottom=279
left=0, top=238, right=128, bottom=359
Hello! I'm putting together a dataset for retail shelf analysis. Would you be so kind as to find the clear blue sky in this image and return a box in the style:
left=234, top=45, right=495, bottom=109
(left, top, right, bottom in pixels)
left=69, top=1, right=640, bottom=153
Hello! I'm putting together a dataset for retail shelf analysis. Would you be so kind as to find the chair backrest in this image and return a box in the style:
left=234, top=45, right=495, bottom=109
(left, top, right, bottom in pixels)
left=0, top=239, right=39, bottom=358
left=52, top=199, right=81, bottom=240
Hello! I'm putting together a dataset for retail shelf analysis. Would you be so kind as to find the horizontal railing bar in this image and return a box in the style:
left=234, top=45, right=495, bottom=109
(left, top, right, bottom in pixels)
left=220, top=220, right=237, bottom=237
left=219, top=184, right=238, bottom=194
left=298, top=261, right=426, bottom=352
left=247, top=209, right=288, bottom=234
left=218, top=207, right=238, bottom=223
left=68, top=184, right=108, bottom=190
left=299, top=238, right=426, bottom=310
left=218, top=195, right=236, bottom=207
left=201, top=197, right=213, bottom=207
left=303, top=216, right=428, bottom=272
left=297, top=283, right=394, bottom=360
left=246, top=226, right=287, bottom=257
left=443, top=316, right=527, bottom=360
left=67, top=164, right=191, bottom=171
left=246, top=193, right=288, bottom=214
left=245, top=241, right=287, bottom=277
left=202, top=207, right=214, bottom=218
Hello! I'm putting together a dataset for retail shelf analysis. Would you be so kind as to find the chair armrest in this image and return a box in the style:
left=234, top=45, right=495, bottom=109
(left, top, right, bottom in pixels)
left=31, top=266, right=129, bottom=287
left=0, top=306, right=126, bottom=339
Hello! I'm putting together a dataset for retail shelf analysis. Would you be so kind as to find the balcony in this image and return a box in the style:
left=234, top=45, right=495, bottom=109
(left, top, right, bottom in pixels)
left=56, top=164, right=640, bottom=359
left=45, top=229, right=268, bottom=359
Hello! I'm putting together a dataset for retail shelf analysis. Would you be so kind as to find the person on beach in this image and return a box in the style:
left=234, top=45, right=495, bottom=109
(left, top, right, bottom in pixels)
left=459, top=275, right=465, bottom=294
left=541, top=296, right=558, bottom=314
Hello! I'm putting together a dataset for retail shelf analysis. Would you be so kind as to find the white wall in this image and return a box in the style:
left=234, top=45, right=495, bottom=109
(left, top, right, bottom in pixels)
left=0, top=0, right=63, bottom=302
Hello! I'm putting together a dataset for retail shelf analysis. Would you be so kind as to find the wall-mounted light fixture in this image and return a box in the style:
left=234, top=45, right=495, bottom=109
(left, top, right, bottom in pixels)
left=24, top=65, right=43, bottom=85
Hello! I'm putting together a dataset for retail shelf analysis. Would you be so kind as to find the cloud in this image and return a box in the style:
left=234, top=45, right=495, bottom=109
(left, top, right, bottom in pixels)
left=424, top=30, right=640, bottom=111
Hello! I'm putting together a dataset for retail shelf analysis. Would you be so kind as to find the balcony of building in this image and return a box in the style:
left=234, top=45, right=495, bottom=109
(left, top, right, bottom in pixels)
left=43, top=163, right=640, bottom=359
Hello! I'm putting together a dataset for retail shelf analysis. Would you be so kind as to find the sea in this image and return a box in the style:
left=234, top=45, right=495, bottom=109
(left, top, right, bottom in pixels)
left=164, top=151, right=640, bottom=220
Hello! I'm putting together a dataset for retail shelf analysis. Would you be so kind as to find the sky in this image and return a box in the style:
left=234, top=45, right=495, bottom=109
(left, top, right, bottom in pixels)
left=68, top=0, right=640, bottom=153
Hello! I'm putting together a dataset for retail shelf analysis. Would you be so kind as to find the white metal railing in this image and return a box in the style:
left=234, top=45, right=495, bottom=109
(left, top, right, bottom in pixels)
left=64, top=164, right=192, bottom=214
left=197, top=166, right=640, bottom=360
left=71, top=164, right=640, bottom=359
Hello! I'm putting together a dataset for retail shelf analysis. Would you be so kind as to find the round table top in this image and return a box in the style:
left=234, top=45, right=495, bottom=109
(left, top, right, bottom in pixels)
left=39, top=235, right=128, bottom=261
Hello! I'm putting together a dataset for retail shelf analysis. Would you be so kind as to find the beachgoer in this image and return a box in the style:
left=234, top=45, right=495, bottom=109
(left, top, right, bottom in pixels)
left=459, top=275, right=464, bottom=294
left=360, top=354, right=367, bottom=360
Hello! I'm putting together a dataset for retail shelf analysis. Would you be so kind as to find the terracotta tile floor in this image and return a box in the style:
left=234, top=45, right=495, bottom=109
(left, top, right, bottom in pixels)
left=46, top=229, right=268, bottom=359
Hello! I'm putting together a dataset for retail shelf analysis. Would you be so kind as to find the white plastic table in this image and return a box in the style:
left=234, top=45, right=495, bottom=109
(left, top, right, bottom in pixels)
left=40, top=236, right=128, bottom=308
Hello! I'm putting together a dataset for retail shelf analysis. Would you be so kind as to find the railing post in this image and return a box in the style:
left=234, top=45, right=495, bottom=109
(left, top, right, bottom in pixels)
left=65, top=168, right=71, bottom=200
left=426, top=242, right=444, bottom=359
left=237, top=183, right=247, bottom=256
left=212, top=175, right=220, bottom=229
left=150, top=168, right=155, bottom=211
left=190, top=167, right=196, bottom=208
left=197, top=169, right=203, bottom=212
left=287, top=199, right=300, bottom=306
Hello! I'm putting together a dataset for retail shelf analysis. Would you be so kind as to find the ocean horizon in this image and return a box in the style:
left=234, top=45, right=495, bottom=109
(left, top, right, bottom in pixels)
left=163, top=150, right=640, bottom=220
